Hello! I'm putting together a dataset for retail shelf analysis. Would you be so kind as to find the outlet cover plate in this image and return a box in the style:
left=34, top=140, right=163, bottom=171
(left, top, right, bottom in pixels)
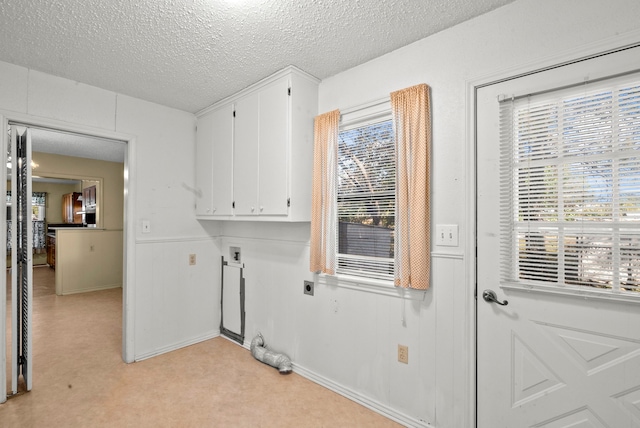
left=304, top=280, right=314, bottom=296
left=398, top=344, right=409, bottom=364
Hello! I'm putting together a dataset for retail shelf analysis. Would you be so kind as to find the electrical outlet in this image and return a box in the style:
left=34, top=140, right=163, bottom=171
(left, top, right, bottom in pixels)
left=189, top=253, right=196, bottom=265
left=304, top=280, right=314, bottom=296
left=398, top=345, right=409, bottom=364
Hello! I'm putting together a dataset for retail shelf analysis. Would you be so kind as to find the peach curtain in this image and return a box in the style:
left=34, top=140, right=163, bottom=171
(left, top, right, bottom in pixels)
left=310, top=109, right=340, bottom=274
left=391, top=84, right=431, bottom=290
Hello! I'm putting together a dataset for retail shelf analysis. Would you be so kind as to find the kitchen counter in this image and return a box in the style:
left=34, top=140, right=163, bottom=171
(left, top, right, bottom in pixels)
left=53, top=228, right=123, bottom=295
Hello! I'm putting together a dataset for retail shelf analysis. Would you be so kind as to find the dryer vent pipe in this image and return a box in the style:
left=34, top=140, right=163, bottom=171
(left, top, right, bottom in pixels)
left=250, top=333, right=292, bottom=374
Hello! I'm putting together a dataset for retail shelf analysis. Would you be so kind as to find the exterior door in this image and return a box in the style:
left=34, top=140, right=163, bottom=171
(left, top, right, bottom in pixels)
left=477, top=46, right=640, bottom=427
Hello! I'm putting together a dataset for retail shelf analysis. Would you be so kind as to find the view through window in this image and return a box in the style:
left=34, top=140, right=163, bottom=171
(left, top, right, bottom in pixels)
left=336, top=118, right=395, bottom=281
left=500, top=77, right=640, bottom=294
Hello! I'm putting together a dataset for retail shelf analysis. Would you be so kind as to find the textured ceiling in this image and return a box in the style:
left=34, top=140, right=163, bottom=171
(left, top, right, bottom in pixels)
left=30, top=128, right=126, bottom=163
left=0, top=0, right=515, bottom=114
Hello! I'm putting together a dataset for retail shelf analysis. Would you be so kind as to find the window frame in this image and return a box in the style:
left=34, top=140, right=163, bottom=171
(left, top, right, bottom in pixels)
left=324, top=99, right=398, bottom=289
left=499, top=74, right=640, bottom=303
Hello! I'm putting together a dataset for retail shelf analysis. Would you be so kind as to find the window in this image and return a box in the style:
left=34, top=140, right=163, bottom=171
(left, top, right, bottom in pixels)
left=500, top=76, right=640, bottom=294
left=336, top=117, right=395, bottom=281
left=311, top=85, right=430, bottom=289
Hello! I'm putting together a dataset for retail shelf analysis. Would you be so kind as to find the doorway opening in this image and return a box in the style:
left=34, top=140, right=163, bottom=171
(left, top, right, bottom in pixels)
left=2, top=120, right=133, bottom=399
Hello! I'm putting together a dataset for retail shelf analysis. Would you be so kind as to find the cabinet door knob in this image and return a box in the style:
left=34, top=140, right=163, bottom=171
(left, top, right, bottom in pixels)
left=212, top=208, right=216, bottom=213
left=260, top=206, right=264, bottom=212
left=251, top=207, right=255, bottom=212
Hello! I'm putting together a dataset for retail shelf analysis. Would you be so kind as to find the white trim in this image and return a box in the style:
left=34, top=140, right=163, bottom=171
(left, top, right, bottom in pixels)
left=293, top=364, right=433, bottom=427
left=314, top=252, right=461, bottom=298
left=501, top=282, right=640, bottom=305
left=318, top=273, right=428, bottom=300
left=135, top=235, right=220, bottom=245
left=228, top=337, right=432, bottom=427
left=466, top=28, right=640, bottom=428
left=431, top=251, right=464, bottom=260
left=218, top=233, right=310, bottom=247
left=0, top=114, right=6, bottom=403
left=340, top=96, right=390, bottom=116
left=196, top=65, right=320, bottom=117
left=59, top=284, right=122, bottom=296
left=135, top=331, right=220, bottom=361
left=123, top=134, right=136, bottom=363
left=0, top=109, right=132, bottom=143
left=339, top=97, right=391, bottom=129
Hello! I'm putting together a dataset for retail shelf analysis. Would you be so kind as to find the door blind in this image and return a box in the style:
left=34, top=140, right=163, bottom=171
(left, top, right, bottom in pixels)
left=500, top=75, right=640, bottom=293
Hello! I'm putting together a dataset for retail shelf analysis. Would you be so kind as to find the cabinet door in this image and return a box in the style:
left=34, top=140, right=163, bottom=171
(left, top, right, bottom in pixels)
left=62, top=193, right=73, bottom=223
left=72, top=194, right=83, bottom=224
left=83, top=186, right=96, bottom=210
left=233, top=92, right=260, bottom=216
left=210, top=105, right=234, bottom=215
left=196, top=106, right=233, bottom=216
left=62, top=194, right=69, bottom=223
left=258, top=78, right=290, bottom=215
left=195, top=111, right=215, bottom=216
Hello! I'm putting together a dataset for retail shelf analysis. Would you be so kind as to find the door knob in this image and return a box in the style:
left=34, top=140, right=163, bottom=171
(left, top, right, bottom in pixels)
left=482, top=289, right=508, bottom=306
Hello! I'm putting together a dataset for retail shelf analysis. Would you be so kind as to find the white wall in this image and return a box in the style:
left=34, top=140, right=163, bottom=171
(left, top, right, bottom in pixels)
left=0, top=64, right=222, bottom=361
left=219, top=0, right=640, bottom=426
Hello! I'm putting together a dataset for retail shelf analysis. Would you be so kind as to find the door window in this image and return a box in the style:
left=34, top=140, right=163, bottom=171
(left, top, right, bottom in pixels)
left=500, top=75, right=640, bottom=296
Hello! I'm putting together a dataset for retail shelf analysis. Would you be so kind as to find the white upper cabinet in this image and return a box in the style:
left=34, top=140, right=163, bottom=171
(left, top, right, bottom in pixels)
left=195, top=66, right=319, bottom=221
left=233, top=91, right=260, bottom=216
left=195, top=103, right=234, bottom=216
left=257, top=77, right=289, bottom=215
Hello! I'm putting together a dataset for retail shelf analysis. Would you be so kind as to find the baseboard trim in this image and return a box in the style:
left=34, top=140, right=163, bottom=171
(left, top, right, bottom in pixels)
left=59, top=283, right=122, bottom=296
left=231, top=337, right=430, bottom=428
left=292, top=364, right=433, bottom=428
left=134, top=330, right=220, bottom=361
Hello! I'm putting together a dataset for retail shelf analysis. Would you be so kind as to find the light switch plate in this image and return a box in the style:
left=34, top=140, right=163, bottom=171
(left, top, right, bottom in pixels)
left=435, top=224, right=458, bottom=247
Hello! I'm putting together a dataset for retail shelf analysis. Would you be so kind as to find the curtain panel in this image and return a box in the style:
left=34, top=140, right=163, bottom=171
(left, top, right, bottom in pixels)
left=6, top=191, right=47, bottom=254
left=310, top=110, right=340, bottom=274
left=391, top=84, right=432, bottom=290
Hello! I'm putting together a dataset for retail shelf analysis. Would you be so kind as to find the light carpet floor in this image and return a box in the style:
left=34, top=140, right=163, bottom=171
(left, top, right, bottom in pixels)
left=2, top=266, right=400, bottom=427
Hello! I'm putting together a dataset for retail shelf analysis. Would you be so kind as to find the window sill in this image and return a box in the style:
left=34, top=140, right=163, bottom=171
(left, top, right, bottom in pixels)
left=318, top=273, right=427, bottom=300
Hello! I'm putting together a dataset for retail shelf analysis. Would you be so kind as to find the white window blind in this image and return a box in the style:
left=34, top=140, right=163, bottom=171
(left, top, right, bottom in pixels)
left=336, top=118, right=395, bottom=281
left=500, top=76, right=640, bottom=294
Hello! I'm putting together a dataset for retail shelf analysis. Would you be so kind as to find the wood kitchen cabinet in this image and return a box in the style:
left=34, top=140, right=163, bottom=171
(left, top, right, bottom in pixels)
left=62, top=192, right=83, bottom=224
left=195, top=66, right=318, bottom=221
left=83, top=185, right=96, bottom=210
left=46, top=234, right=55, bottom=269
